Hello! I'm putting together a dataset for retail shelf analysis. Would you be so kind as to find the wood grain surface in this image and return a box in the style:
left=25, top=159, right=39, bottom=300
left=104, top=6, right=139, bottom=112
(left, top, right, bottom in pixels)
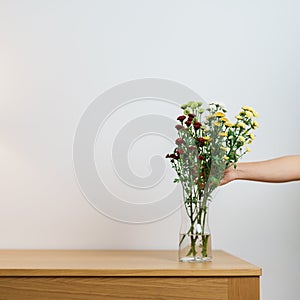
left=0, top=276, right=229, bottom=300
left=0, top=250, right=261, bottom=277
left=0, top=250, right=261, bottom=300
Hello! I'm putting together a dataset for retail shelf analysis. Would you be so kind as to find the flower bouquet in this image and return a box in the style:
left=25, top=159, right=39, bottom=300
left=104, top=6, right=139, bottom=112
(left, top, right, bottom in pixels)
left=166, top=101, right=258, bottom=262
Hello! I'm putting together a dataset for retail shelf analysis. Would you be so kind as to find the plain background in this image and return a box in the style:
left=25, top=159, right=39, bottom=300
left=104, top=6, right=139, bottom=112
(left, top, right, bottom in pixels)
left=1, top=1, right=300, bottom=299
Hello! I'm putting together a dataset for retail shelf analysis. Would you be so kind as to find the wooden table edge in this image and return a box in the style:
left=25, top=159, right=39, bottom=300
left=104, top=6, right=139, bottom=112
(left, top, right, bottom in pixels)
left=0, top=249, right=262, bottom=277
left=0, top=269, right=262, bottom=277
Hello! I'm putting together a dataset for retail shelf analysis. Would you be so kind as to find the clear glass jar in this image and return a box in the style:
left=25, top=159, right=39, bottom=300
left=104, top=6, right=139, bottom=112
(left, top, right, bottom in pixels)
left=178, top=191, right=212, bottom=262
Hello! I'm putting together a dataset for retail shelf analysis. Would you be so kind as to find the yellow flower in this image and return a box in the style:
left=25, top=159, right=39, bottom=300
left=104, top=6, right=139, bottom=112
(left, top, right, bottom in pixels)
left=235, top=115, right=243, bottom=120
left=223, top=155, right=229, bottom=160
left=224, top=122, right=233, bottom=127
left=203, top=136, right=210, bottom=141
left=245, top=111, right=253, bottom=118
left=213, top=121, right=222, bottom=127
left=228, top=135, right=233, bottom=140
left=219, top=132, right=228, bottom=137
left=215, top=112, right=225, bottom=117
left=206, top=114, right=213, bottom=120
left=237, top=122, right=246, bottom=128
left=243, top=106, right=258, bottom=117
left=250, top=133, right=255, bottom=140
left=246, top=147, right=251, bottom=152
left=220, top=117, right=229, bottom=122
left=220, top=146, right=228, bottom=151
left=238, top=136, right=245, bottom=143
left=252, top=121, right=259, bottom=129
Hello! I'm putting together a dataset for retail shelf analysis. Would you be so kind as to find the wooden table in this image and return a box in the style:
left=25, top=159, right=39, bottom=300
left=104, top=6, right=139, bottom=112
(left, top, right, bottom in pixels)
left=0, top=250, right=261, bottom=300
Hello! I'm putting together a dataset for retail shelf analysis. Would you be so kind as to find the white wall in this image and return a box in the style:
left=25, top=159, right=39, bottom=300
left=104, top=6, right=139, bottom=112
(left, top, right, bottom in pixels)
left=1, top=1, right=300, bottom=299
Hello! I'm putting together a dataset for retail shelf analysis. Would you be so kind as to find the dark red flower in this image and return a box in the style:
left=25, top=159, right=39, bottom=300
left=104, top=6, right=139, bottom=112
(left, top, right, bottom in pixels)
left=193, top=121, right=201, bottom=130
left=196, top=137, right=205, bottom=147
left=189, top=145, right=197, bottom=151
left=175, top=124, right=183, bottom=130
left=175, top=138, right=186, bottom=145
left=185, top=120, right=192, bottom=127
left=177, top=115, right=186, bottom=122
left=198, top=155, right=204, bottom=160
left=176, top=149, right=184, bottom=155
left=188, top=113, right=195, bottom=119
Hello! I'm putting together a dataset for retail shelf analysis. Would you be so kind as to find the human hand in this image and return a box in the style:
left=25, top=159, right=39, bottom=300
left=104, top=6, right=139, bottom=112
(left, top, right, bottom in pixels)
left=220, top=164, right=238, bottom=186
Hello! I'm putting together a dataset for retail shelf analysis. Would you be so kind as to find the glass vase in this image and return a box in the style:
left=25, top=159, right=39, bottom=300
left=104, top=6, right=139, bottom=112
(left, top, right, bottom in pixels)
left=178, top=191, right=212, bottom=262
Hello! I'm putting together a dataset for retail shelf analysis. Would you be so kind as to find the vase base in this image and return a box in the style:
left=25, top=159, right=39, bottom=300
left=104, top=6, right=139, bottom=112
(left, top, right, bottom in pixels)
left=179, top=255, right=212, bottom=263
left=179, top=233, right=212, bottom=263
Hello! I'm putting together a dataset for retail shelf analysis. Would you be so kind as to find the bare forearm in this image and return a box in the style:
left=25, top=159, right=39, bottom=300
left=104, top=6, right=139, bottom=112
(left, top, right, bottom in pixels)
left=236, top=155, right=300, bottom=183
